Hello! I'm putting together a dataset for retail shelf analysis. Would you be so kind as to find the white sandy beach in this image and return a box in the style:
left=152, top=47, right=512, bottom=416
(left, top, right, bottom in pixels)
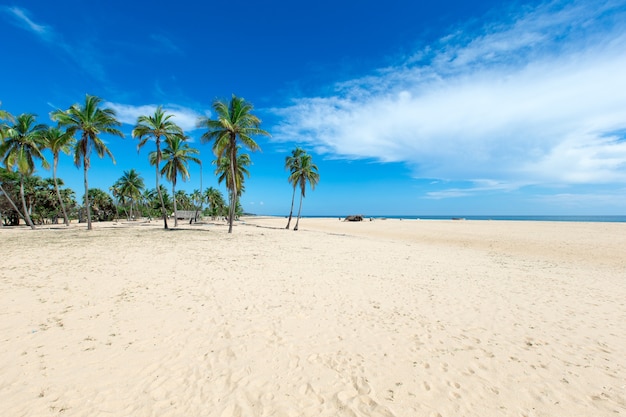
left=1, top=217, right=625, bottom=416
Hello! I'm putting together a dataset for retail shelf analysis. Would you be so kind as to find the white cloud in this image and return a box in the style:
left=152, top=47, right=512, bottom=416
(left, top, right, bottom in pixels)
left=1, top=6, right=106, bottom=80
left=104, top=102, right=207, bottom=132
left=2, top=6, right=48, bottom=35
left=272, top=0, right=626, bottom=188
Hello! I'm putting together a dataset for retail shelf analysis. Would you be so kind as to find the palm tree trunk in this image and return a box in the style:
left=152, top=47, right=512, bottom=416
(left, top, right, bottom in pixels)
left=53, top=156, right=70, bottom=226
left=0, top=183, right=26, bottom=223
left=286, top=186, right=296, bottom=229
left=129, top=199, right=134, bottom=221
left=227, top=140, right=237, bottom=233
left=84, top=162, right=92, bottom=230
left=155, top=157, right=169, bottom=230
left=20, top=176, right=35, bottom=229
left=172, top=181, right=178, bottom=227
left=293, top=192, right=303, bottom=231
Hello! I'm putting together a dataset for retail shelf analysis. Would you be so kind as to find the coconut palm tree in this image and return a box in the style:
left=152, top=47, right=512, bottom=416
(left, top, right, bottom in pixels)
left=204, top=186, right=225, bottom=218
left=291, top=152, right=319, bottom=231
left=198, top=95, right=269, bottom=233
left=284, top=147, right=305, bottom=229
left=0, top=114, right=48, bottom=229
left=114, top=169, right=145, bottom=220
left=132, top=106, right=183, bottom=230
left=41, top=126, right=75, bottom=226
left=0, top=102, right=14, bottom=125
left=153, top=136, right=200, bottom=226
left=51, top=94, right=123, bottom=230
left=213, top=150, right=251, bottom=199
left=0, top=107, right=22, bottom=222
left=190, top=189, right=203, bottom=222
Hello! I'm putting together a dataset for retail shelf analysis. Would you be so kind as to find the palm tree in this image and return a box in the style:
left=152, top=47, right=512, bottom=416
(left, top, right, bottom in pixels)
left=51, top=94, right=124, bottom=230
left=0, top=114, right=48, bottom=229
left=284, top=147, right=305, bottom=229
left=114, top=169, right=145, bottom=220
left=41, top=126, right=75, bottom=226
left=204, top=186, right=225, bottom=219
left=198, top=95, right=269, bottom=233
left=154, top=136, right=200, bottom=226
left=190, top=189, right=203, bottom=222
left=0, top=103, right=14, bottom=126
left=0, top=106, right=22, bottom=222
left=291, top=153, right=319, bottom=231
left=213, top=150, right=251, bottom=199
left=132, top=106, right=183, bottom=230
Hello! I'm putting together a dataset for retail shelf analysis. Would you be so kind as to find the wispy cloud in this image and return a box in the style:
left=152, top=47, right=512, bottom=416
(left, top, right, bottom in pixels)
left=104, top=102, right=206, bottom=132
left=1, top=6, right=105, bottom=80
left=272, top=0, right=626, bottom=191
left=1, top=6, right=48, bottom=35
left=150, top=34, right=183, bottom=55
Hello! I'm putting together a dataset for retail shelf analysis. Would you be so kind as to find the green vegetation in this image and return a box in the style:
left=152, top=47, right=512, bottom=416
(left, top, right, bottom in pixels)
left=133, top=106, right=183, bottom=230
left=1, top=94, right=317, bottom=231
left=198, top=95, right=270, bottom=233
left=51, top=94, right=124, bottom=230
left=287, top=149, right=319, bottom=231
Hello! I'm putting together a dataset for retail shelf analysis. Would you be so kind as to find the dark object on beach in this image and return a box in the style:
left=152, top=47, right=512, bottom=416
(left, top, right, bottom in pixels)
left=344, top=215, right=364, bottom=222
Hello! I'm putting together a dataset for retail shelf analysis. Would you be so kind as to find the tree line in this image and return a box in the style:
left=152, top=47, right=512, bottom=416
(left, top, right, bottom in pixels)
left=1, top=95, right=319, bottom=232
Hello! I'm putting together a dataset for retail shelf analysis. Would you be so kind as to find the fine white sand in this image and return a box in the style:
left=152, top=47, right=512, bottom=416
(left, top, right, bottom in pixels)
left=1, top=217, right=625, bottom=416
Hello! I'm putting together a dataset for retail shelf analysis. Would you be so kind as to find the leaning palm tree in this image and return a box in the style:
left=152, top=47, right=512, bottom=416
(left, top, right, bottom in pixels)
left=153, top=136, right=200, bottom=227
left=0, top=114, right=48, bottom=229
left=291, top=153, right=320, bottom=231
left=0, top=106, right=22, bottom=220
left=198, top=95, right=269, bottom=233
left=0, top=167, right=26, bottom=223
left=51, top=94, right=124, bottom=230
left=284, top=147, right=305, bottom=229
left=115, top=169, right=145, bottom=220
left=41, top=126, right=75, bottom=226
left=132, top=106, right=183, bottom=230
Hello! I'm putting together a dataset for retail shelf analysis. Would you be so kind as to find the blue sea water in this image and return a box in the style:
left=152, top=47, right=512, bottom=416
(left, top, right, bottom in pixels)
left=303, top=215, right=626, bottom=223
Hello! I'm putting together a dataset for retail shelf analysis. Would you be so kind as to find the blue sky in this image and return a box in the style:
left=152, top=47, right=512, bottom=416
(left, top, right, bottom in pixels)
left=1, top=0, right=626, bottom=216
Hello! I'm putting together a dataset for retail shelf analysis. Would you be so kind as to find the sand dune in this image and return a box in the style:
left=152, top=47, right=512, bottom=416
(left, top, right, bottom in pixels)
left=1, top=218, right=625, bottom=416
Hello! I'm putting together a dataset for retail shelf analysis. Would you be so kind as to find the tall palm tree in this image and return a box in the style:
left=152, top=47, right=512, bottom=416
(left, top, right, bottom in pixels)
left=114, top=169, right=145, bottom=220
left=0, top=114, right=48, bottom=229
left=51, top=94, right=124, bottom=230
left=291, top=153, right=319, bottom=231
left=41, top=126, right=75, bottom=226
left=132, top=106, right=183, bottom=230
left=198, top=95, right=269, bottom=233
left=154, top=136, right=200, bottom=226
left=284, top=147, right=305, bottom=229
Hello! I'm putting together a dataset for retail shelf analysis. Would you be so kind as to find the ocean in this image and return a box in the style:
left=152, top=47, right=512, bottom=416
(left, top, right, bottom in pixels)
left=303, top=215, right=626, bottom=223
